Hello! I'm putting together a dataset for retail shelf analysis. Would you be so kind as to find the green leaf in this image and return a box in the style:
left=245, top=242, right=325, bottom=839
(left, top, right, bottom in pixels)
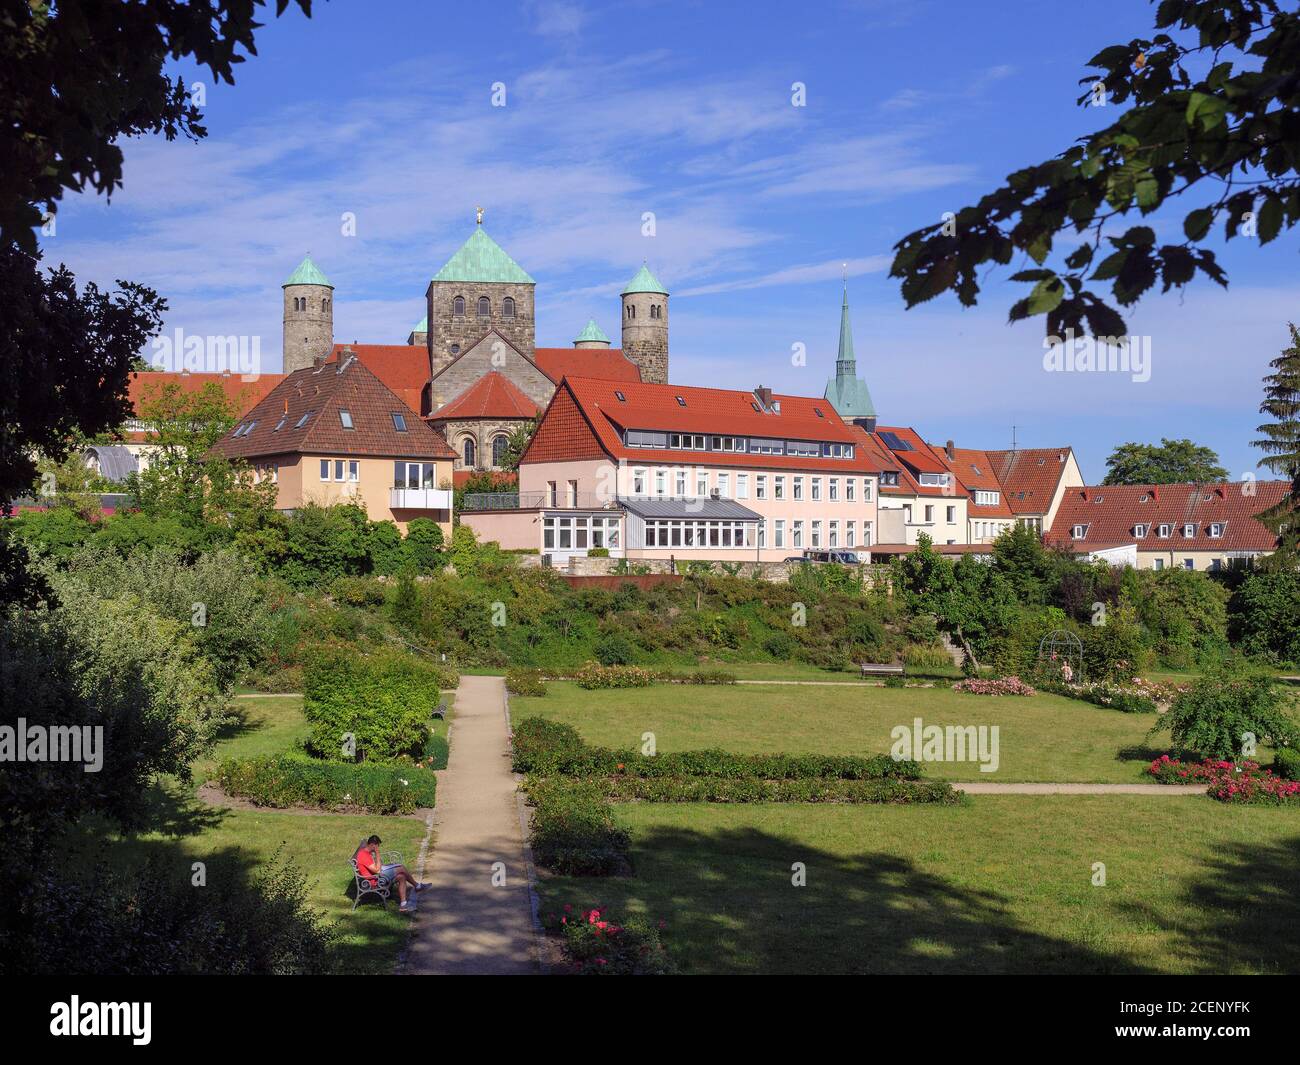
left=1257, top=196, right=1283, bottom=245
left=1025, top=276, right=1065, bottom=316
left=1090, top=250, right=1129, bottom=281
left=1183, top=207, right=1214, bottom=240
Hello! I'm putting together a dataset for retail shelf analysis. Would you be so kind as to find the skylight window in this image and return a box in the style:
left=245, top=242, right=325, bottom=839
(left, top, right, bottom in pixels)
left=273, top=416, right=287, bottom=432
left=675, top=396, right=686, bottom=406
left=614, top=391, right=626, bottom=402
left=294, top=412, right=312, bottom=429
left=813, top=407, right=824, bottom=418
left=391, top=412, right=408, bottom=432
left=339, top=409, right=354, bottom=429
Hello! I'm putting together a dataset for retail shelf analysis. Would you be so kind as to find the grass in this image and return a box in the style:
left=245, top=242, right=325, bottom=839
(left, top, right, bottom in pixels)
left=535, top=797, right=1300, bottom=975
left=63, top=693, right=443, bottom=974
left=512, top=681, right=1173, bottom=782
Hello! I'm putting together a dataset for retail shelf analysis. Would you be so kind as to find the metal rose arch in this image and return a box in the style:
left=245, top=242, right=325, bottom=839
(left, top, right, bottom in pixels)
left=1037, top=629, right=1084, bottom=685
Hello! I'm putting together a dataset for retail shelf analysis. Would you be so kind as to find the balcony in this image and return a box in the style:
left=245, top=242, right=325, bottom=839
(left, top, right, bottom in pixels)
left=390, top=487, right=453, bottom=511
left=461, top=491, right=618, bottom=511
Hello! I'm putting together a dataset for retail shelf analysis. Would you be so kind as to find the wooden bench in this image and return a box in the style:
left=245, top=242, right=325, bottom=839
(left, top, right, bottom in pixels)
left=859, top=662, right=905, bottom=678
left=431, top=699, right=447, bottom=720
left=350, top=845, right=406, bottom=911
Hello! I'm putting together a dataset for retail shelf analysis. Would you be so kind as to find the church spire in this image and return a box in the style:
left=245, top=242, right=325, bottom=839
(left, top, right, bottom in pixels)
left=823, top=281, right=876, bottom=425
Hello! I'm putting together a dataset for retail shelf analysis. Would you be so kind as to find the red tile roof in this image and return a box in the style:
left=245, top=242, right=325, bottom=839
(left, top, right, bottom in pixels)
left=534, top=347, right=641, bottom=384
left=1044, top=481, right=1290, bottom=554
left=527, top=377, right=887, bottom=473
left=869, top=426, right=954, bottom=497
left=127, top=371, right=283, bottom=419
left=429, top=372, right=539, bottom=422
left=985, top=447, right=1076, bottom=515
left=931, top=444, right=1014, bottom=518
left=330, top=343, right=428, bottom=415
left=211, top=355, right=454, bottom=461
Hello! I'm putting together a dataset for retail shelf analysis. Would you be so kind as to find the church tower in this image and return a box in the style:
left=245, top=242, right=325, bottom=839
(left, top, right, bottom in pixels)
left=823, top=283, right=876, bottom=429
left=282, top=255, right=334, bottom=373
left=620, top=263, right=668, bottom=384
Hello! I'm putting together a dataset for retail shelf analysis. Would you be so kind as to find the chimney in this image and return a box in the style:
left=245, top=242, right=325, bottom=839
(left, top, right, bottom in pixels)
left=945, top=439, right=955, bottom=461
left=754, top=386, right=773, bottom=410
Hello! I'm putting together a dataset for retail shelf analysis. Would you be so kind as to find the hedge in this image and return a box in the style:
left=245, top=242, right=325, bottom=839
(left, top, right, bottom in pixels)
left=1275, top=747, right=1300, bottom=782
left=506, top=667, right=547, bottom=697
left=568, top=774, right=964, bottom=805
left=217, top=754, right=437, bottom=814
left=525, top=777, right=631, bottom=876
left=511, top=717, right=922, bottom=780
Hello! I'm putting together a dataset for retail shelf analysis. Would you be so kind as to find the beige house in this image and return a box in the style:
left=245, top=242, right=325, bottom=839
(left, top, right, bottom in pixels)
left=210, top=354, right=455, bottom=535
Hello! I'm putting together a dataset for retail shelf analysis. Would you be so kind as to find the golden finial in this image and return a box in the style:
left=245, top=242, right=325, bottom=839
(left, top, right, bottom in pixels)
left=475, top=205, right=484, bottom=225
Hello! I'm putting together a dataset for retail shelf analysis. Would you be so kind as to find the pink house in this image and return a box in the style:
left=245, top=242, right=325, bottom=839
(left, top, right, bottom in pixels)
left=460, top=377, right=884, bottom=563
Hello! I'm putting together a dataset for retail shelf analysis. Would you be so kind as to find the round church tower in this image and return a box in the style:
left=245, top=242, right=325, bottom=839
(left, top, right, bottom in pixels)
left=282, top=255, right=334, bottom=373
left=620, top=263, right=668, bottom=384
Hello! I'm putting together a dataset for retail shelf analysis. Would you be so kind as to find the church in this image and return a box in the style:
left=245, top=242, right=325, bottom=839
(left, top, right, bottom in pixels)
left=280, top=209, right=667, bottom=476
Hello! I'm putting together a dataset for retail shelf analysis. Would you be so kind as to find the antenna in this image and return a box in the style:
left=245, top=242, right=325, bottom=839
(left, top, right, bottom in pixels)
left=1011, top=424, right=1019, bottom=452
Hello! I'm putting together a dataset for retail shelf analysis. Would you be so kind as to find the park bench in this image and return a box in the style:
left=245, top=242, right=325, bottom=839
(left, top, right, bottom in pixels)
left=431, top=699, right=447, bottom=720
left=350, top=844, right=406, bottom=911
left=859, top=662, right=905, bottom=678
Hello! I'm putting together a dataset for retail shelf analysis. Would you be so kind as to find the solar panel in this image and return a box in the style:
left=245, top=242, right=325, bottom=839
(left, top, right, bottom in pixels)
left=878, top=431, right=913, bottom=451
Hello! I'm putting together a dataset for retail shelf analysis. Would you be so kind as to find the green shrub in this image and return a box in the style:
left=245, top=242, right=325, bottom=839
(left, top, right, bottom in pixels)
left=901, top=642, right=954, bottom=670
left=764, top=631, right=797, bottom=659
left=593, top=631, right=636, bottom=666
left=587, top=546, right=610, bottom=558
left=403, top=518, right=446, bottom=573
left=597, top=775, right=964, bottom=805
left=510, top=717, right=921, bottom=781
left=687, top=669, right=736, bottom=685
left=883, top=674, right=906, bottom=688
left=1230, top=571, right=1300, bottom=665
left=506, top=667, right=547, bottom=697
left=525, top=777, right=630, bottom=876
left=1273, top=747, right=1300, bottom=782
left=303, top=645, right=456, bottom=761
left=574, top=662, right=654, bottom=689
left=330, top=575, right=387, bottom=609
left=217, top=753, right=437, bottom=813
left=1151, top=662, right=1299, bottom=760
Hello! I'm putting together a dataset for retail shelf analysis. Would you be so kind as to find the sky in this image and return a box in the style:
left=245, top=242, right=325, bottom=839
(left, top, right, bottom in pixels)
left=40, top=0, right=1299, bottom=483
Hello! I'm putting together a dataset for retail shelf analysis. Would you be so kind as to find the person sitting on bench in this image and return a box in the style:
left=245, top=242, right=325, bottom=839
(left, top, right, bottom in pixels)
left=355, top=835, right=429, bottom=912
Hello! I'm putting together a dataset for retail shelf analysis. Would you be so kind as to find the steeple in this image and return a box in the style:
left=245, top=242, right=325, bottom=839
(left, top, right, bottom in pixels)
left=823, top=283, right=876, bottom=426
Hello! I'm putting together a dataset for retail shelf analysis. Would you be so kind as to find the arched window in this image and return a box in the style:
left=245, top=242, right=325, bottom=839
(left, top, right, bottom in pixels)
left=323, top=298, right=331, bottom=312
left=627, top=303, right=635, bottom=319
left=650, top=304, right=658, bottom=319
left=477, top=296, right=490, bottom=318
left=462, top=437, right=476, bottom=467
left=502, top=297, right=515, bottom=318
left=492, top=434, right=509, bottom=468
left=453, top=296, right=465, bottom=316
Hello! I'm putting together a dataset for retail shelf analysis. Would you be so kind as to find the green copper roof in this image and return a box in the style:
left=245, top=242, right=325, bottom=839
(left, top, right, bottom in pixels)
left=432, top=228, right=535, bottom=284
left=823, top=285, right=876, bottom=420
left=621, top=263, right=668, bottom=295
left=412, top=315, right=428, bottom=333
left=573, top=319, right=610, bottom=344
left=282, top=255, right=333, bottom=289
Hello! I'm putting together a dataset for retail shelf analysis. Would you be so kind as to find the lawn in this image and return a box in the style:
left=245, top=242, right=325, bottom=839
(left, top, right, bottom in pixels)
left=511, top=682, right=1171, bottom=782
left=535, top=797, right=1300, bottom=975
left=62, top=694, right=448, bottom=974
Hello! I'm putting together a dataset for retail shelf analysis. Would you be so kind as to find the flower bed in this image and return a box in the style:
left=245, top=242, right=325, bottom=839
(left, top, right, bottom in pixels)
left=505, top=667, right=547, bottom=697
left=573, top=662, right=656, bottom=689
left=1148, top=754, right=1300, bottom=804
left=542, top=905, right=671, bottom=975
left=217, top=753, right=437, bottom=813
left=953, top=676, right=1036, bottom=697
left=593, top=775, right=965, bottom=805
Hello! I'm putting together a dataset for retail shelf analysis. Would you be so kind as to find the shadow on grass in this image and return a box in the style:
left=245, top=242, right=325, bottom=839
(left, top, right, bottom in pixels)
left=1118, top=834, right=1300, bottom=975
left=544, top=823, right=1150, bottom=975
left=1115, top=743, right=1167, bottom=766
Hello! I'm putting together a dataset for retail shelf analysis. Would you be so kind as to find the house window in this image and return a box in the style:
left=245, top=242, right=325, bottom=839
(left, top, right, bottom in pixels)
left=811, top=478, right=821, bottom=501
left=502, top=297, right=516, bottom=318
left=675, top=469, right=687, bottom=496
left=655, top=470, right=666, bottom=496
left=547, top=481, right=558, bottom=506
left=348, top=460, right=359, bottom=482
left=1153, top=558, right=1165, bottom=570
left=793, top=477, right=803, bottom=501
left=793, top=520, right=803, bottom=548
left=1157, top=523, right=1170, bottom=537
left=811, top=520, right=822, bottom=548
left=863, top=479, right=873, bottom=502
left=756, top=475, right=767, bottom=500
left=627, top=304, right=635, bottom=319
left=829, top=521, right=839, bottom=548
left=696, top=471, right=708, bottom=497
left=391, top=412, right=408, bottom=432
left=1072, top=524, right=1087, bottom=539
left=334, top=460, right=345, bottom=481
left=774, top=520, right=785, bottom=549
left=1183, top=558, right=1195, bottom=570
left=718, top=473, right=730, bottom=498
left=1210, top=558, right=1223, bottom=572
left=1209, top=523, right=1224, bottom=538
left=829, top=478, right=839, bottom=501
left=295, top=412, right=312, bottom=429
left=846, top=478, right=855, bottom=502
left=847, top=521, right=856, bottom=548
left=452, top=296, right=465, bottom=316
left=492, top=435, right=509, bottom=468
left=568, top=480, right=578, bottom=507
left=737, top=474, right=748, bottom=499
left=947, top=506, right=956, bottom=523
left=319, top=459, right=330, bottom=481
left=463, top=437, right=476, bottom=467
left=1183, top=523, right=1195, bottom=538
left=924, top=504, right=934, bottom=522
left=477, top=296, right=490, bottom=317
left=774, top=476, right=785, bottom=500
left=633, top=469, right=646, bottom=495
left=339, top=409, right=354, bottom=429
left=1134, top=524, right=1147, bottom=538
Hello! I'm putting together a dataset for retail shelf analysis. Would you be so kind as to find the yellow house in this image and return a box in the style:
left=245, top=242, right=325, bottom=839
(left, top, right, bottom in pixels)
left=211, top=354, right=455, bottom=535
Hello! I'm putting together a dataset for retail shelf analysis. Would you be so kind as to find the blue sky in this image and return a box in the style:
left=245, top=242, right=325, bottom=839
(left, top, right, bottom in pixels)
left=42, top=0, right=1297, bottom=483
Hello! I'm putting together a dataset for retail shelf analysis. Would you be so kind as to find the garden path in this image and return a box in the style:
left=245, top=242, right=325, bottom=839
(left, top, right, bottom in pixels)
left=402, top=675, right=540, bottom=975
left=953, top=782, right=1207, bottom=795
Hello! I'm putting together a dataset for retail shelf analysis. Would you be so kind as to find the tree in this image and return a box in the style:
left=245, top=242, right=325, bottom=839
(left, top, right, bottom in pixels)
left=126, top=380, right=276, bottom=528
left=1102, top=438, right=1229, bottom=484
left=890, top=1, right=1300, bottom=337
left=498, top=417, right=539, bottom=472
left=1253, top=322, right=1300, bottom=566
left=0, top=0, right=312, bottom=602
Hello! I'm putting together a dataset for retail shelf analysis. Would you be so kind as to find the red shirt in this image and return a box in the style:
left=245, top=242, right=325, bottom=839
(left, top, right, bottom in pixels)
left=355, top=847, right=379, bottom=884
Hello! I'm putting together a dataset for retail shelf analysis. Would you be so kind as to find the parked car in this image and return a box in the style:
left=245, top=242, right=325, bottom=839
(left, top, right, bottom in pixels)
left=787, top=550, right=863, bottom=565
